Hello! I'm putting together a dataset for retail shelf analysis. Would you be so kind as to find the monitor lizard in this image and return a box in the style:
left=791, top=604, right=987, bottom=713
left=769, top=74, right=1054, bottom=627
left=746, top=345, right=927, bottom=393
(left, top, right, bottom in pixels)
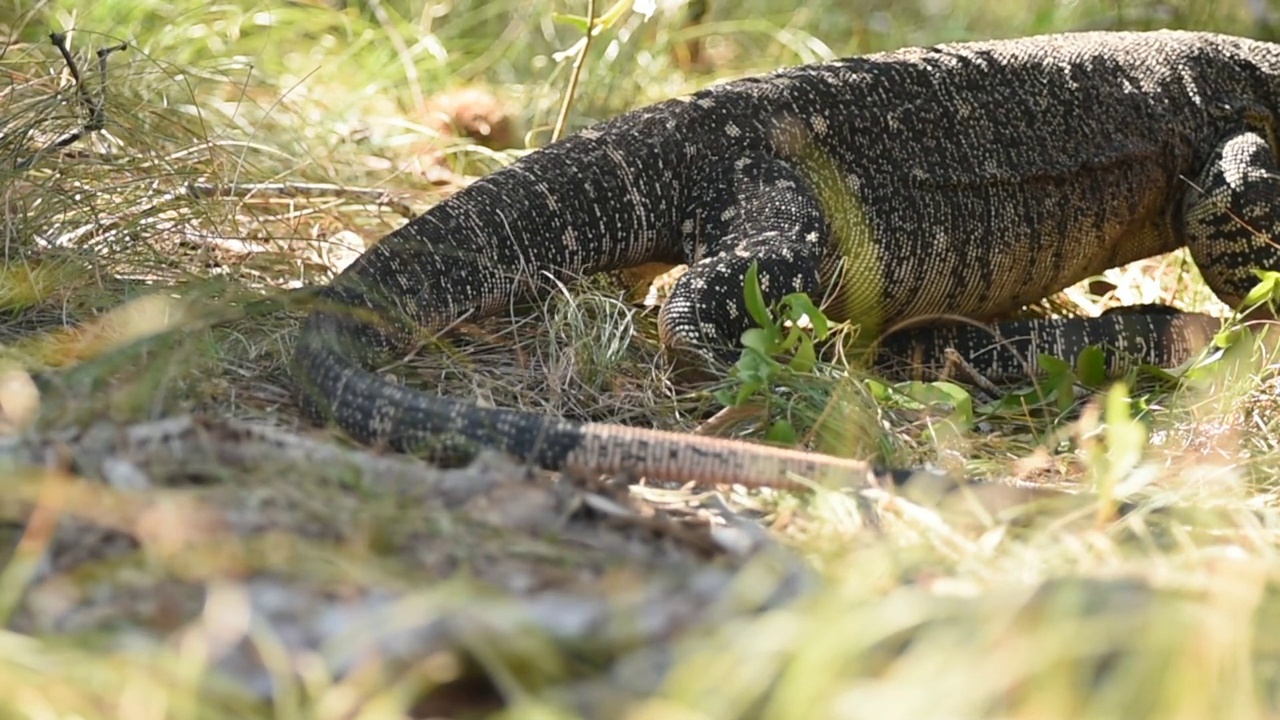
left=292, top=29, right=1280, bottom=489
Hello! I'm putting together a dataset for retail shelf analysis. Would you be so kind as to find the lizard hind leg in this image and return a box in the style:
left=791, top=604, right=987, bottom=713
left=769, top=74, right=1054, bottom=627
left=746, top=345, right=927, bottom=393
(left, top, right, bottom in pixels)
left=657, top=155, right=829, bottom=364
left=1183, top=127, right=1280, bottom=308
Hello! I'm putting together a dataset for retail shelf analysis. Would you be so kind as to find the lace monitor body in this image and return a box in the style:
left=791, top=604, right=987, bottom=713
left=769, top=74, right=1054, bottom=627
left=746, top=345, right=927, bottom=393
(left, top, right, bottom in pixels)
left=294, top=30, right=1280, bottom=489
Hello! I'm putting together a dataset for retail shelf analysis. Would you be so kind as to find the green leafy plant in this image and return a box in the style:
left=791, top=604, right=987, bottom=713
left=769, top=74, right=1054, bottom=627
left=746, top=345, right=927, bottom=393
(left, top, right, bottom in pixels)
left=865, top=376, right=976, bottom=445
left=1082, top=381, right=1150, bottom=522
left=1240, top=269, right=1280, bottom=312
left=1152, top=270, right=1279, bottom=384
left=714, top=262, right=831, bottom=442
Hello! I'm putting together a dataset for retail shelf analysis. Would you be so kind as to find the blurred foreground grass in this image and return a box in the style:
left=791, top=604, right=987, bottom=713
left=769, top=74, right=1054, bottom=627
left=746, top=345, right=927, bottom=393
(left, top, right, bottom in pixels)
left=0, top=0, right=1278, bottom=718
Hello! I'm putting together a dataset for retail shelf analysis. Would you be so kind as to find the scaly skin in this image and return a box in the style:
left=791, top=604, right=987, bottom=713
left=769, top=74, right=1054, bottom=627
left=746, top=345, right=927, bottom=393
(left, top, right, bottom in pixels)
left=293, top=30, right=1280, bottom=487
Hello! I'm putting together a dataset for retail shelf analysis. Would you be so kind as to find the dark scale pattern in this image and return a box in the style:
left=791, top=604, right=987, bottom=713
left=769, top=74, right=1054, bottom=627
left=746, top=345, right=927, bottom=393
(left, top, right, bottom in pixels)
left=293, top=30, right=1280, bottom=488
left=875, top=312, right=1224, bottom=381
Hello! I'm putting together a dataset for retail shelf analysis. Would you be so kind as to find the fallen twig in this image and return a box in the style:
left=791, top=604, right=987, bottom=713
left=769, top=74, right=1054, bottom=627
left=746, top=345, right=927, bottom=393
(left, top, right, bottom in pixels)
left=18, top=32, right=127, bottom=167
left=185, top=180, right=418, bottom=220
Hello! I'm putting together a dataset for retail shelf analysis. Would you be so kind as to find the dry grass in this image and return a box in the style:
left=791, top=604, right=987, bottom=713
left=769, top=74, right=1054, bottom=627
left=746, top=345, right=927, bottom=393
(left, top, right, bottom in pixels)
left=0, top=1, right=1279, bottom=718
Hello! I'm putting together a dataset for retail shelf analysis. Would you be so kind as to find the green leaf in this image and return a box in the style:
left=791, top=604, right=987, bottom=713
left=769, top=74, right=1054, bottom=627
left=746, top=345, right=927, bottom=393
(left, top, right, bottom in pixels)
left=1102, top=381, right=1147, bottom=489
left=742, top=262, right=775, bottom=331
left=1054, top=371, right=1077, bottom=412
left=1212, top=324, right=1243, bottom=349
left=1075, top=345, right=1107, bottom=387
left=776, top=325, right=802, bottom=353
left=1038, top=353, right=1070, bottom=377
left=553, top=0, right=644, bottom=34
left=1137, top=363, right=1179, bottom=383
left=735, top=351, right=768, bottom=380
left=551, top=12, right=591, bottom=31
left=865, top=378, right=893, bottom=401
left=740, top=328, right=775, bottom=356
left=766, top=418, right=797, bottom=444
left=927, top=381, right=974, bottom=423
left=734, top=383, right=759, bottom=406
left=902, top=380, right=974, bottom=424
left=1242, top=270, right=1280, bottom=309
left=790, top=336, right=817, bottom=372
left=597, top=0, right=643, bottom=28
left=728, top=360, right=765, bottom=404
left=733, top=348, right=781, bottom=395
left=781, top=294, right=830, bottom=339
left=980, top=385, right=1044, bottom=414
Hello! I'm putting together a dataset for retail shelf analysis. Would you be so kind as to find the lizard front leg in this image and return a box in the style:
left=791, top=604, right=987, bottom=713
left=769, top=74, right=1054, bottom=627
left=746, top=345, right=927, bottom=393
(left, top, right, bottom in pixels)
left=658, top=154, right=828, bottom=362
left=1182, top=124, right=1280, bottom=307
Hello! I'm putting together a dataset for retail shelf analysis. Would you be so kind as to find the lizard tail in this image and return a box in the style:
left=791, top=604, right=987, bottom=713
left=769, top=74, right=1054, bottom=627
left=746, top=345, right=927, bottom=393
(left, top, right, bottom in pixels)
left=293, top=305, right=889, bottom=490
